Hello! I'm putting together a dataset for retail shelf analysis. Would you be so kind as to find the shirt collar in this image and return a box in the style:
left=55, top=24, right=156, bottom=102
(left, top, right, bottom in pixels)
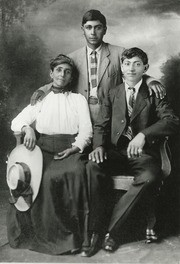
left=124, top=79, right=143, bottom=93
left=87, top=44, right=102, bottom=56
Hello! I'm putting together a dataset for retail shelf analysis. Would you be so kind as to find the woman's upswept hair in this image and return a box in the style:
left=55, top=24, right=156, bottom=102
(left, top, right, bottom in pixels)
left=50, top=54, right=79, bottom=89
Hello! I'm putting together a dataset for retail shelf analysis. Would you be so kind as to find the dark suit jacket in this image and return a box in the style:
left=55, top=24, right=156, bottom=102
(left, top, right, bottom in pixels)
left=93, top=79, right=179, bottom=151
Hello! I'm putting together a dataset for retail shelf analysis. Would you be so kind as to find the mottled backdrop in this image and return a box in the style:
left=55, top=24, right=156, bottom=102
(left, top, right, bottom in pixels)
left=24, top=0, right=180, bottom=78
left=0, top=0, right=180, bottom=215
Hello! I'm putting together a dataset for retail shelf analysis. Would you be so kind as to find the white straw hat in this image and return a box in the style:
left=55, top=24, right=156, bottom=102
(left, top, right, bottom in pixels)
left=6, top=144, right=43, bottom=211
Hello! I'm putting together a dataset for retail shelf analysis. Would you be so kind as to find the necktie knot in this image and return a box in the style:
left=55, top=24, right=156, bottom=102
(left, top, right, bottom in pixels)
left=91, top=50, right=97, bottom=55
left=90, top=51, right=97, bottom=63
left=128, top=87, right=135, bottom=93
left=128, top=86, right=136, bottom=110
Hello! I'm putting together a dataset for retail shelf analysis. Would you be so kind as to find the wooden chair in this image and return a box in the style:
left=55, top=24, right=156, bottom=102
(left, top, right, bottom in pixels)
left=13, top=132, right=171, bottom=243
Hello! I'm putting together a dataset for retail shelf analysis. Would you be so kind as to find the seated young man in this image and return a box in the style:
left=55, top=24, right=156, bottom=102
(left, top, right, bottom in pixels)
left=86, top=47, right=179, bottom=254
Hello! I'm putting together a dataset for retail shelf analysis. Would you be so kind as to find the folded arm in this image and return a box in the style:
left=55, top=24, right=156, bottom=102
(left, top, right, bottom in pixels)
left=11, top=104, right=40, bottom=150
left=141, top=98, right=179, bottom=138
left=127, top=97, right=179, bottom=159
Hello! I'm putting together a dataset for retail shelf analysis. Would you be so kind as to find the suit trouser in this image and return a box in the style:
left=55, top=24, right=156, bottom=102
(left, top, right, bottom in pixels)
left=86, top=161, right=113, bottom=235
left=106, top=147, right=162, bottom=239
left=86, top=144, right=162, bottom=237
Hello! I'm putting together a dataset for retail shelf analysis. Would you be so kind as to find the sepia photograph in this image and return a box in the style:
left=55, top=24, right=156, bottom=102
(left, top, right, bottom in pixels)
left=0, top=0, right=180, bottom=263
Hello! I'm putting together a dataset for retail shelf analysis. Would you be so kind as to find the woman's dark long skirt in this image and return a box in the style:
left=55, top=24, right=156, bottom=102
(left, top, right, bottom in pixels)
left=7, top=134, right=89, bottom=255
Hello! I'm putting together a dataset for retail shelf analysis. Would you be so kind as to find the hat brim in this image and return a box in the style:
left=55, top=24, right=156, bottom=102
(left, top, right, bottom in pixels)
left=7, top=144, right=43, bottom=211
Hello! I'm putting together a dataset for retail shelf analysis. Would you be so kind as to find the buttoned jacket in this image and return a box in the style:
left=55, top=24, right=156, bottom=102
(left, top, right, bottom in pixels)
left=93, top=79, right=179, bottom=150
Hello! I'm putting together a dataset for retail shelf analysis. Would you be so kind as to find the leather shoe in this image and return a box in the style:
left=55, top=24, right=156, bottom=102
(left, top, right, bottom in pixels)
left=81, top=232, right=100, bottom=257
left=145, top=228, right=159, bottom=244
left=103, top=233, right=117, bottom=252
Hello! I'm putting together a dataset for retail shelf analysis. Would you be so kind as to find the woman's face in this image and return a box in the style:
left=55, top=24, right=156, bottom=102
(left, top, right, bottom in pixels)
left=50, top=63, right=72, bottom=88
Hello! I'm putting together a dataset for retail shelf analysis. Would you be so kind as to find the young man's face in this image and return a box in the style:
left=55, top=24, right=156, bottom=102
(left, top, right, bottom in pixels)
left=81, top=20, right=107, bottom=49
left=50, top=63, right=72, bottom=88
left=121, top=56, right=149, bottom=85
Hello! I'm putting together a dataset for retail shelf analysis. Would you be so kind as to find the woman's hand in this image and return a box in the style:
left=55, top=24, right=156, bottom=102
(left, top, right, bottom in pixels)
left=54, top=146, right=80, bottom=160
left=22, top=126, right=36, bottom=151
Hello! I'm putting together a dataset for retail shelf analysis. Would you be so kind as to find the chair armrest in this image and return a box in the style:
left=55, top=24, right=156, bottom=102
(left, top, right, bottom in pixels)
left=13, top=131, right=23, bottom=146
left=160, top=137, right=171, bottom=178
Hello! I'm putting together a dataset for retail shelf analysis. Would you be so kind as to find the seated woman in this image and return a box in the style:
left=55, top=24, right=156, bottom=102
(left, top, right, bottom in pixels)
left=7, top=54, right=93, bottom=255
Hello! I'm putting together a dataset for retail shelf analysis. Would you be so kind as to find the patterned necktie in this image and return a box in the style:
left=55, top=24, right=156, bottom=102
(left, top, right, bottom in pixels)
left=90, top=51, right=98, bottom=88
left=125, top=87, right=136, bottom=140
left=128, top=87, right=136, bottom=116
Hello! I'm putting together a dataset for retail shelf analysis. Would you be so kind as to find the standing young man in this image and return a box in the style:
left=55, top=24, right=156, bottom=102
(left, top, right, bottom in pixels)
left=31, top=9, right=165, bottom=123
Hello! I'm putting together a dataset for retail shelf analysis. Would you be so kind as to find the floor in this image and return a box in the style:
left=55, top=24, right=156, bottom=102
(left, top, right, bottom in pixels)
left=1, top=190, right=180, bottom=264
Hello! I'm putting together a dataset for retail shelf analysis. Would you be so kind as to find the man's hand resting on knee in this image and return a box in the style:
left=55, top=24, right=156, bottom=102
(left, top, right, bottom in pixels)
left=89, top=146, right=107, bottom=163
left=127, top=132, right=145, bottom=159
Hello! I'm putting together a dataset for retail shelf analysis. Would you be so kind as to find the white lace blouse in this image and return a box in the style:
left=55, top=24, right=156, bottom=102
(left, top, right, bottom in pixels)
left=11, top=91, right=93, bottom=152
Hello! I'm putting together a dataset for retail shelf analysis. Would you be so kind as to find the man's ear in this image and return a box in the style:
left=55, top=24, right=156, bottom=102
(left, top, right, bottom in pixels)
left=103, top=26, right=107, bottom=35
left=120, top=64, right=124, bottom=74
left=81, top=25, right=84, bottom=33
left=50, top=70, right=53, bottom=79
left=144, top=64, right=149, bottom=73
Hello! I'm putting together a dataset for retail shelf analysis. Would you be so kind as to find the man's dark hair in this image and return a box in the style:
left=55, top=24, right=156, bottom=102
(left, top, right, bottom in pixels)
left=121, top=47, right=148, bottom=65
left=82, top=9, right=106, bottom=27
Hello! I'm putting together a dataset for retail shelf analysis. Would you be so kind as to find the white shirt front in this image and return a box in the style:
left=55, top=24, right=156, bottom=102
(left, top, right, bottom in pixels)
left=11, top=91, right=93, bottom=152
left=87, top=45, right=102, bottom=98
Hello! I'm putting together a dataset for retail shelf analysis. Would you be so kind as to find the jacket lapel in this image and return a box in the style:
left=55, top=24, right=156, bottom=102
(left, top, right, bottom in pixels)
left=76, top=47, right=89, bottom=97
left=115, top=83, right=127, bottom=121
left=98, top=42, right=110, bottom=86
left=131, top=81, right=149, bottom=122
